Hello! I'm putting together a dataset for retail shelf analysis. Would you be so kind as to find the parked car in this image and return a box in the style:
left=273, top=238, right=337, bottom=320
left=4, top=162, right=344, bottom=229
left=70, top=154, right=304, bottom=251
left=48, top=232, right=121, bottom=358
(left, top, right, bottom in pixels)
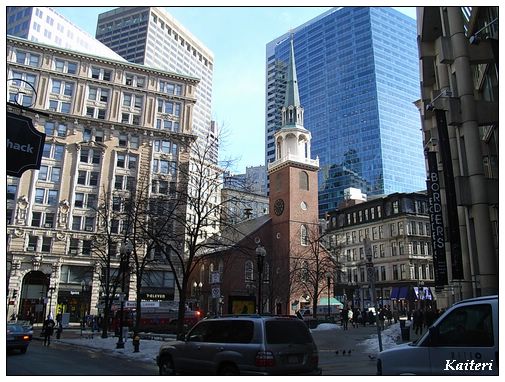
left=156, top=315, right=321, bottom=375
left=7, top=323, right=33, bottom=354
left=377, top=295, right=498, bottom=375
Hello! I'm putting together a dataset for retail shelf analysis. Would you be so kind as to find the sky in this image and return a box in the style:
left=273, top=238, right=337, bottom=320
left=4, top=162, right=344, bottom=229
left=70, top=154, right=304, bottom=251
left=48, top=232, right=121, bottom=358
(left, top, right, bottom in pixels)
left=30, top=4, right=416, bottom=174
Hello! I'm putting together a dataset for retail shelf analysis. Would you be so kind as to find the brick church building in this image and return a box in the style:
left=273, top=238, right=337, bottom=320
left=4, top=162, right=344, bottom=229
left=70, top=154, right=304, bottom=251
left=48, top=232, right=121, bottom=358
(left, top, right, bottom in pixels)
left=188, top=38, right=332, bottom=316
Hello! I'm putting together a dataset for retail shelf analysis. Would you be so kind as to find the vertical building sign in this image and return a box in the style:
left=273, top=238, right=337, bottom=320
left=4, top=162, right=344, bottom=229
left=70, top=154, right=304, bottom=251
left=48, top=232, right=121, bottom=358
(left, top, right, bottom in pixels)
left=435, top=109, right=464, bottom=280
left=426, top=151, right=448, bottom=287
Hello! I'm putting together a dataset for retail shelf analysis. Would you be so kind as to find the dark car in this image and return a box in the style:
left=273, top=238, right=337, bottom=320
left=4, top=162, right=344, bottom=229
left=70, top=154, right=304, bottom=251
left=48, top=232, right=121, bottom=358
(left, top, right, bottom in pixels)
left=156, top=315, right=321, bottom=375
left=7, top=323, right=32, bottom=354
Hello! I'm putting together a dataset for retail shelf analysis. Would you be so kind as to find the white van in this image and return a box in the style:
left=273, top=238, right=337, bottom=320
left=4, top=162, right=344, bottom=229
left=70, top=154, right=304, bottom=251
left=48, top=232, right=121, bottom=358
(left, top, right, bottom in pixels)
left=378, top=295, right=498, bottom=375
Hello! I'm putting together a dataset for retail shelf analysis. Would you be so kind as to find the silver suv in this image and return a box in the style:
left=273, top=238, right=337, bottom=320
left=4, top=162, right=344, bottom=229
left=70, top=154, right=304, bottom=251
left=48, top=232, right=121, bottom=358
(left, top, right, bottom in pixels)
left=156, top=315, right=321, bottom=375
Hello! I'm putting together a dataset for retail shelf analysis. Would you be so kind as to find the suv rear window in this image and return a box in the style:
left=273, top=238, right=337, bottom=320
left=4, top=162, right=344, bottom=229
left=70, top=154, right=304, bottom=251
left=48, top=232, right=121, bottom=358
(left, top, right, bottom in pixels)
left=189, top=320, right=254, bottom=343
left=265, top=320, right=312, bottom=344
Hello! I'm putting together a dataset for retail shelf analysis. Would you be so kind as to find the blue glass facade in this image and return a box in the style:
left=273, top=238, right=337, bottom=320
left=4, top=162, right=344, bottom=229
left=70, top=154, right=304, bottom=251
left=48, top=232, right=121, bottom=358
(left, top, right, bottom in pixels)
left=265, top=7, right=426, bottom=216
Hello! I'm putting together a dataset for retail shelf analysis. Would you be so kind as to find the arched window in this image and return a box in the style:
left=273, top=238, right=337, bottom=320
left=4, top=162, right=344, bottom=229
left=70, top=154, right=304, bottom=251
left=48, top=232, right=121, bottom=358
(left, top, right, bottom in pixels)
left=263, top=262, right=270, bottom=282
left=245, top=260, right=254, bottom=282
left=276, top=139, right=282, bottom=160
left=199, top=264, right=205, bottom=282
left=301, top=224, right=309, bottom=246
left=299, top=171, right=309, bottom=190
left=208, top=263, right=214, bottom=283
left=301, top=260, right=309, bottom=282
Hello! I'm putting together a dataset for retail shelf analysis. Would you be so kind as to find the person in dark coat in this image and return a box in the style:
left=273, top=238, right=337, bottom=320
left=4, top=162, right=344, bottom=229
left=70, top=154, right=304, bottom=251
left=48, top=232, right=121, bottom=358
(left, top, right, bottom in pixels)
left=42, top=315, right=55, bottom=346
left=413, top=309, right=424, bottom=335
left=341, top=307, right=349, bottom=330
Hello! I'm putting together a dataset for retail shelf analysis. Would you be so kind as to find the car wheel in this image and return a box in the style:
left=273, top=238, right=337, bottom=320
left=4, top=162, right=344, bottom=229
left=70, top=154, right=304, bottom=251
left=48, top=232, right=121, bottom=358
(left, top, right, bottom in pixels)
left=218, top=364, right=239, bottom=376
left=159, top=355, right=175, bottom=375
left=20, top=346, right=28, bottom=354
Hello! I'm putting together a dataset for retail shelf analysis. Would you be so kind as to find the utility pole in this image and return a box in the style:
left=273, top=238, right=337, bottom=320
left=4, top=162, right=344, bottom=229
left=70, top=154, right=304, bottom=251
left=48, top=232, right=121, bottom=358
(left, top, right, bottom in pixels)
left=364, top=237, right=382, bottom=352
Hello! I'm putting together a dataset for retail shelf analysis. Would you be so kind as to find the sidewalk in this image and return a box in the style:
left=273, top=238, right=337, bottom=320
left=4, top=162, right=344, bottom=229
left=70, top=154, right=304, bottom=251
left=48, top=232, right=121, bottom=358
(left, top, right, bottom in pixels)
left=311, top=324, right=382, bottom=375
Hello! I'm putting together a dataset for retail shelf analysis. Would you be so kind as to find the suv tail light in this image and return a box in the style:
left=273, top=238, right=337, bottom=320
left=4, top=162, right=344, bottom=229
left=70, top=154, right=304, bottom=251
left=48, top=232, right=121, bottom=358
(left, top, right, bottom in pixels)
left=255, top=351, right=275, bottom=367
left=310, top=352, right=319, bottom=365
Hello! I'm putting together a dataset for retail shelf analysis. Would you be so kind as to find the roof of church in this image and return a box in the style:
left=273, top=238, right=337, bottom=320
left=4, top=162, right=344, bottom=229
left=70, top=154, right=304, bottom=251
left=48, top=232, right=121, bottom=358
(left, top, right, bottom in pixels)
left=197, top=214, right=271, bottom=256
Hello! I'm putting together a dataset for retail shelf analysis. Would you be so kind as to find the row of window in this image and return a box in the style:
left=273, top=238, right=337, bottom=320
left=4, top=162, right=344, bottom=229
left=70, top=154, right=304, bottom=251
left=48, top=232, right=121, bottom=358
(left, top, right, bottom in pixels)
left=12, top=49, right=184, bottom=92
left=341, top=221, right=431, bottom=244
left=344, top=240, right=432, bottom=261
left=344, top=263, right=433, bottom=283
left=25, top=235, right=92, bottom=256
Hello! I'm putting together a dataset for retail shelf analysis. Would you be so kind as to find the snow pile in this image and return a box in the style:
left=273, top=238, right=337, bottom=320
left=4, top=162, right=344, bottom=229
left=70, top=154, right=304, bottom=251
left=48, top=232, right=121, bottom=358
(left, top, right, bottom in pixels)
left=57, top=336, right=163, bottom=363
left=311, top=323, right=342, bottom=331
left=359, top=322, right=404, bottom=355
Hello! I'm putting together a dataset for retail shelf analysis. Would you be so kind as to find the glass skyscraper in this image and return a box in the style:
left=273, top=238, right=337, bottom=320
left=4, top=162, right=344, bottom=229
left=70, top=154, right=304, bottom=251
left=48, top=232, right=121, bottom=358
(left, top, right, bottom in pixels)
left=265, top=7, right=426, bottom=216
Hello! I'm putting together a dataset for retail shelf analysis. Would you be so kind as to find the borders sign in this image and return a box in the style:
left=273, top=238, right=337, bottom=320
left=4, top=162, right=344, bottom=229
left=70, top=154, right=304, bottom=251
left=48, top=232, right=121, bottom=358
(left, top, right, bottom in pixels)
left=7, top=112, right=45, bottom=177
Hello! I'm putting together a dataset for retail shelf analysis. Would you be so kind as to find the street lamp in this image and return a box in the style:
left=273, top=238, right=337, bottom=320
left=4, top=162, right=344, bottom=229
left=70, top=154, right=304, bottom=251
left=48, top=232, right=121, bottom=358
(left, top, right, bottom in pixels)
left=80, top=280, right=91, bottom=336
left=326, top=273, right=332, bottom=321
left=255, top=245, right=266, bottom=314
left=47, top=286, right=56, bottom=318
left=116, top=238, right=133, bottom=349
left=193, top=281, right=203, bottom=309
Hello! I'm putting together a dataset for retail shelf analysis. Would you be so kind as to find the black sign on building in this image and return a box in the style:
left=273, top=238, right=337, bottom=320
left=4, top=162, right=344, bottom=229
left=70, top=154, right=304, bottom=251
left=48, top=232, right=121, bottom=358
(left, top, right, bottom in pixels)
left=7, top=112, right=46, bottom=177
left=426, top=150, right=449, bottom=288
left=435, top=109, right=464, bottom=280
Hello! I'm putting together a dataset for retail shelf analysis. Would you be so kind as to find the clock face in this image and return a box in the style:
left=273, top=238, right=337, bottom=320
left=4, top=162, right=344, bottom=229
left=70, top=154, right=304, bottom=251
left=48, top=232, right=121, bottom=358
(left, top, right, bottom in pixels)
left=274, top=198, right=285, bottom=216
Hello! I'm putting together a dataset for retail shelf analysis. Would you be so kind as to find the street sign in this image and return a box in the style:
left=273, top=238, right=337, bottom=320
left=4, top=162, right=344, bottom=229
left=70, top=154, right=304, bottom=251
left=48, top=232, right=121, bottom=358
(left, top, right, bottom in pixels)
left=211, top=287, right=221, bottom=298
left=7, top=112, right=46, bottom=177
left=210, top=271, right=220, bottom=284
left=367, top=267, right=375, bottom=281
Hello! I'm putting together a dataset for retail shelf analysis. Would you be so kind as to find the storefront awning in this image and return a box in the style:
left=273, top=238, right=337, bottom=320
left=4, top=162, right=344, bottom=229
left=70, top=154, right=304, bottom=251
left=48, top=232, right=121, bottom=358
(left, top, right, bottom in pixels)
left=398, top=287, right=409, bottom=299
left=390, top=287, right=399, bottom=299
left=319, top=297, right=343, bottom=307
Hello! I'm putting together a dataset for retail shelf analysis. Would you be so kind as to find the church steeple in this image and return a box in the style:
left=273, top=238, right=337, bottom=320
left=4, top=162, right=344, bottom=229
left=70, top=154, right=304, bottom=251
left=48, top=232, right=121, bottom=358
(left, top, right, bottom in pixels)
left=281, top=36, right=304, bottom=129
left=268, top=33, right=318, bottom=173
left=284, top=36, right=301, bottom=110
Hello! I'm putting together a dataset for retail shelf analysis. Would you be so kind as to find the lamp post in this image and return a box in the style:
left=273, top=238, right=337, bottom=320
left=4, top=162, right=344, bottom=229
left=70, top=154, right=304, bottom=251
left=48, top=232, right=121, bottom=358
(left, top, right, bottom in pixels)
left=193, top=281, right=203, bottom=309
left=255, top=245, right=266, bottom=314
left=80, top=280, right=91, bottom=336
left=116, top=239, right=133, bottom=349
left=326, top=273, right=332, bottom=321
left=47, top=286, right=56, bottom=318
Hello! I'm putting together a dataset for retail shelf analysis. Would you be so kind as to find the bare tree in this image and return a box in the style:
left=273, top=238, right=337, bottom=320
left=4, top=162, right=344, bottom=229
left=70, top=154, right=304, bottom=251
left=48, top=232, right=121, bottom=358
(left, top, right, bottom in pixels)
left=290, top=222, right=336, bottom=319
left=141, top=133, right=250, bottom=338
left=91, top=187, right=127, bottom=338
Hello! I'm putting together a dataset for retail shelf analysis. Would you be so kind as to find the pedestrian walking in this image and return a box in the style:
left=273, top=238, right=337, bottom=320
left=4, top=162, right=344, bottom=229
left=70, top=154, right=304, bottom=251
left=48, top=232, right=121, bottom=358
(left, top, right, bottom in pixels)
left=42, top=314, right=55, bottom=346
left=341, top=307, right=349, bottom=330
left=55, top=312, right=63, bottom=339
left=378, top=308, right=385, bottom=330
left=347, top=308, right=353, bottom=328
left=413, top=309, right=424, bottom=335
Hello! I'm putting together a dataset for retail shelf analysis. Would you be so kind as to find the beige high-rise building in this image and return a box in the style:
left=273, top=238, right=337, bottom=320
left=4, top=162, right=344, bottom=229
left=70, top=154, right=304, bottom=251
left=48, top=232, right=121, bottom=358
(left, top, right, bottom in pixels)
left=6, top=35, right=199, bottom=323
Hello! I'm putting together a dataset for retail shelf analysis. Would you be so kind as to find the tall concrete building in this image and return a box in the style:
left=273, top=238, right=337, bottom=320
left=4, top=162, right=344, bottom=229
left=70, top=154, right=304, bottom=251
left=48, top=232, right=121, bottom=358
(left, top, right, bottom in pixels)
left=265, top=7, right=426, bottom=216
left=95, top=7, right=217, bottom=163
left=6, top=6, right=125, bottom=61
left=417, top=6, right=498, bottom=304
left=6, top=35, right=198, bottom=323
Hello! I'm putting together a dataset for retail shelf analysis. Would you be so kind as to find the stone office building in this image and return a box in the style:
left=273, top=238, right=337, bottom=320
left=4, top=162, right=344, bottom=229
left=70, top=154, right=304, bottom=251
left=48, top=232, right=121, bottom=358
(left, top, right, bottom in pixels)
left=6, top=35, right=198, bottom=322
left=416, top=7, right=498, bottom=303
left=325, top=191, right=436, bottom=311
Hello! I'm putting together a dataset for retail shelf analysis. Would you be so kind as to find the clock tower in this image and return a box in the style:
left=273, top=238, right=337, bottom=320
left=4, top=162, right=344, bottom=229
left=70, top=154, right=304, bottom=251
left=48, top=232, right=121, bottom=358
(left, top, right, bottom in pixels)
left=268, top=36, right=319, bottom=314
